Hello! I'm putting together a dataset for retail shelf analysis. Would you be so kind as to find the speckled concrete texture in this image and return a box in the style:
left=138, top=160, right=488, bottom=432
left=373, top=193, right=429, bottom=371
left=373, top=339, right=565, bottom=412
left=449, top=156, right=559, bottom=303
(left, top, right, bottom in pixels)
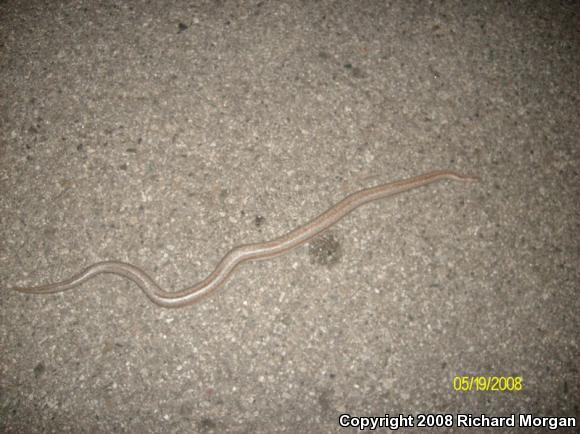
left=1, top=1, right=578, bottom=433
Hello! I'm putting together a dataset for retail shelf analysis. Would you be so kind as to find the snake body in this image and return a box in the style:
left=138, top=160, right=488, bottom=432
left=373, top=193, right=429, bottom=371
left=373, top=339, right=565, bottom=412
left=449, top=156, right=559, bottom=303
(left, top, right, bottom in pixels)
left=9, top=171, right=477, bottom=308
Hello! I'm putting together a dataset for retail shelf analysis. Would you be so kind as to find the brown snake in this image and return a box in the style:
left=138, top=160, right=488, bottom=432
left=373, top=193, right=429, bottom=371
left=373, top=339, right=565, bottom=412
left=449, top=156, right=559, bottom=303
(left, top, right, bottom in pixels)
left=9, top=171, right=478, bottom=308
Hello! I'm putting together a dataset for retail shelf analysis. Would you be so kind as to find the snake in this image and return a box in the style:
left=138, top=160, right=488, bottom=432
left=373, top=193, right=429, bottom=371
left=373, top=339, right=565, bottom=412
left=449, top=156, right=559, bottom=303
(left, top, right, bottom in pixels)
left=8, top=171, right=478, bottom=308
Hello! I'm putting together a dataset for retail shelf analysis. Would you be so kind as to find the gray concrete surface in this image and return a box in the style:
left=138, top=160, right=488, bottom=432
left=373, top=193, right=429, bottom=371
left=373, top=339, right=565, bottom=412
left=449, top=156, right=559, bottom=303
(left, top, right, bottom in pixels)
left=1, top=1, right=578, bottom=433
